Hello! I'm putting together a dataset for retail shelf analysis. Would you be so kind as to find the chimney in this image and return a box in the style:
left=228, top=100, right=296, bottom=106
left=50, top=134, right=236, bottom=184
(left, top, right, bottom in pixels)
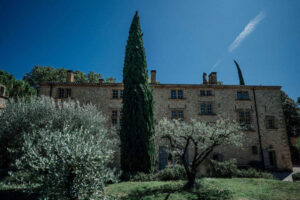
left=99, top=78, right=105, bottom=84
left=0, top=85, right=5, bottom=96
left=67, top=70, right=74, bottom=83
left=151, top=70, right=156, bottom=84
left=203, top=73, right=208, bottom=84
left=208, top=72, right=217, bottom=84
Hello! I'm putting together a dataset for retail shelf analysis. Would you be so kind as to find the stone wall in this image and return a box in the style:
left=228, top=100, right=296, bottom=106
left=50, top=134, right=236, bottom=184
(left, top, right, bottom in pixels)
left=39, top=83, right=293, bottom=170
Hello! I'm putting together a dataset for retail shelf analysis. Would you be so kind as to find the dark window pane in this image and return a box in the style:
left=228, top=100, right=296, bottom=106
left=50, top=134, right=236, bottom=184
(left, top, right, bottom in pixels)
left=237, top=92, right=242, bottom=100
left=120, top=90, right=123, bottom=98
left=66, top=89, right=71, bottom=98
left=111, top=118, right=117, bottom=125
left=178, top=90, right=183, bottom=99
left=201, top=104, right=206, bottom=114
left=112, top=110, right=118, bottom=117
left=112, top=90, right=118, bottom=99
left=200, top=90, right=205, bottom=96
left=207, top=104, right=212, bottom=114
left=245, top=112, right=251, bottom=124
left=178, top=111, right=183, bottom=118
left=171, top=111, right=177, bottom=117
left=58, top=88, right=64, bottom=98
left=243, top=92, right=249, bottom=100
left=268, top=119, right=275, bottom=128
left=171, top=90, right=176, bottom=99
left=206, top=90, right=212, bottom=96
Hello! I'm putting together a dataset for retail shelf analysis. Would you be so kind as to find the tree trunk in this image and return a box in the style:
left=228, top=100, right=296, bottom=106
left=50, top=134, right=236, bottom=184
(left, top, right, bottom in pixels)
left=184, top=171, right=196, bottom=189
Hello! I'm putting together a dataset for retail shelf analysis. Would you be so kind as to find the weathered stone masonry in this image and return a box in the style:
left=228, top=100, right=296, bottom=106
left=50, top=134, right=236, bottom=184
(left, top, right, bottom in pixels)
left=39, top=71, right=292, bottom=171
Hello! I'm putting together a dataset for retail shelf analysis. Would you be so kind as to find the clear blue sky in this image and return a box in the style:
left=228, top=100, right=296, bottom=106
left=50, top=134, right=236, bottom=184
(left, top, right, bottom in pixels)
left=0, top=0, right=299, bottom=100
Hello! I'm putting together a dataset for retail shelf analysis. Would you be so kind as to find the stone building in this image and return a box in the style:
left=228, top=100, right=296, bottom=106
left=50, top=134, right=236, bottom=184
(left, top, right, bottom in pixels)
left=40, top=70, right=293, bottom=171
left=0, top=85, right=7, bottom=110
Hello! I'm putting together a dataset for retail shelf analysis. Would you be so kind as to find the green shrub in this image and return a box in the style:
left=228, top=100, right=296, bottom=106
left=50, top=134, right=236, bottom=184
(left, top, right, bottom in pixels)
left=154, top=165, right=186, bottom=181
left=1, top=97, right=117, bottom=199
left=211, top=159, right=239, bottom=178
left=130, top=172, right=154, bottom=182
left=236, top=168, right=274, bottom=179
left=211, top=159, right=274, bottom=179
left=0, top=96, right=113, bottom=168
left=292, top=172, right=300, bottom=181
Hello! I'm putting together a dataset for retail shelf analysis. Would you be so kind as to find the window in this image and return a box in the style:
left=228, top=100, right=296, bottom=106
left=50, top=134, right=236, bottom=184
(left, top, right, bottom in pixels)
left=66, top=89, right=71, bottom=98
left=171, top=111, right=184, bottom=119
left=178, top=111, right=184, bottom=118
left=58, top=88, right=71, bottom=99
left=252, top=146, right=258, bottom=155
left=200, top=103, right=213, bottom=115
left=171, top=90, right=177, bottom=99
left=206, top=90, right=212, bottom=96
left=207, top=104, right=212, bottom=114
left=112, top=90, right=118, bottom=99
left=266, top=116, right=276, bottom=129
left=58, top=88, right=64, bottom=98
left=237, top=91, right=249, bottom=100
left=177, top=90, right=183, bottom=99
left=120, top=90, right=123, bottom=98
left=111, top=110, right=118, bottom=126
left=171, top=111, right=177, bottom=118
left=200, top=104, right=206, bottom=114
left=200, top=90, right=206, bottom=96
left=238, top=111, right=251, bottom=125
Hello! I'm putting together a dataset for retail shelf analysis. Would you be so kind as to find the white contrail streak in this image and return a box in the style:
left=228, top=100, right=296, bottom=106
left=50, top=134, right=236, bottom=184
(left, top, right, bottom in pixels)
left=209, top=58, right=222, bottom=72
left=228, top=11, right=265, bottom=52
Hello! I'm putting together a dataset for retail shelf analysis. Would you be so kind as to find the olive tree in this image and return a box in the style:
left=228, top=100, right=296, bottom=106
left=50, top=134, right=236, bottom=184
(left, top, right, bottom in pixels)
left=155, top=118, right=244, bottom=188
left=0, top=96, right=116, bottom=199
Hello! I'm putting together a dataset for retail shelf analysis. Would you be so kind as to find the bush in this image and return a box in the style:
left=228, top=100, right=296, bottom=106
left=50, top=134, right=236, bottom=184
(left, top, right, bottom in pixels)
left=129, top=165, right=186, bottom=182
left=236, top=168, right=274, bottom=179
left=0, top=96, right=111, bottom=168
left=211, top=159, right=239, bottom=178
left=292, top=172, right=300, bottom=181
left=11, top=126, right=116, bottom=199
left=1, top=97, right=117, bottom=199
left=154, top=165, right=186, bottom=181
left=130, top=172, right=154, bottom=182
left=211, top=159, right=274, bottom=179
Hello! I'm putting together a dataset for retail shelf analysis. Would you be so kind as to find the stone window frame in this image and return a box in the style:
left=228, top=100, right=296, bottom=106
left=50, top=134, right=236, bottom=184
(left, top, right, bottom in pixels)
left=111, top=109, right=122, bottom=129
left=236, top=91, right=250, bottom=100
left=265, top=115, right=278, bottom=129
left=236, top=109, right=254, bottom=131
left=170, top=109, right=184, bottom=120
left=199, top=90, right=214, bottom=97
left=110, top=88, right=123, bottom=99
left=57, top=88, right=72, bottom=99
left=169, top=88, right=186, bottom=100
left=199, top=101, right=215, bottom=115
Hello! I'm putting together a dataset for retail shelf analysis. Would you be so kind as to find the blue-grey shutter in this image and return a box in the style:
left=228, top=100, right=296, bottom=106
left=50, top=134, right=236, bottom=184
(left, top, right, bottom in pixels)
left=159, top=146, right=168, bottom=170
left=263, top=150, right=270, bottom=168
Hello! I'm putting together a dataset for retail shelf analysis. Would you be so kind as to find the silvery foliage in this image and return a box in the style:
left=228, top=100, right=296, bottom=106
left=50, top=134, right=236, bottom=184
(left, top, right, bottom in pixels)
left=155, top=118, right=244, bottom=180
left=1, top=96, right=116, bottom=199
left=0, top=96, right=112, bottom=165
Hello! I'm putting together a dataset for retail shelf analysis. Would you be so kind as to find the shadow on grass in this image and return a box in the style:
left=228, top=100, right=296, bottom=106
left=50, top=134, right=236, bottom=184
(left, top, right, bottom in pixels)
left=117, top=182, right=232, bottom=200
left=0, top=190, right=38, bottom=200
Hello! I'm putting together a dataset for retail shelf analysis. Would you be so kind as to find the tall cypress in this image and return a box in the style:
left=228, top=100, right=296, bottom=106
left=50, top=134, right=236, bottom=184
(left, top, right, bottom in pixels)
left=120, top=11, right=155, bottom=174
left=234, top=60, right=245, bottom=85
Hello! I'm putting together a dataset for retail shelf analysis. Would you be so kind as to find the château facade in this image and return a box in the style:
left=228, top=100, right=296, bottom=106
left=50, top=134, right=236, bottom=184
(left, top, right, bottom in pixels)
left=39, top=70, right=293, bottom=171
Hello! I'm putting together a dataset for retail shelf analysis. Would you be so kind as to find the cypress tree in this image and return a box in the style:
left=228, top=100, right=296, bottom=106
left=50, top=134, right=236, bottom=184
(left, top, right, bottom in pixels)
left=120, top=11, right=155, bottom=175
left=234, top=60, right=245, bottom=85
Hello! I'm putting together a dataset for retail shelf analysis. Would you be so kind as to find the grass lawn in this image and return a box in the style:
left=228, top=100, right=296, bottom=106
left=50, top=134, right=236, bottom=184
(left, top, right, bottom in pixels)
left=106, top=178, right=300, bottom=200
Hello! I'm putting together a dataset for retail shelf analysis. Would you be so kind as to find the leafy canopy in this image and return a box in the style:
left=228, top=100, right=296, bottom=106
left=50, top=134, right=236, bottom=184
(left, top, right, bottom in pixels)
left=155, top=118, right=243, bottom=188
